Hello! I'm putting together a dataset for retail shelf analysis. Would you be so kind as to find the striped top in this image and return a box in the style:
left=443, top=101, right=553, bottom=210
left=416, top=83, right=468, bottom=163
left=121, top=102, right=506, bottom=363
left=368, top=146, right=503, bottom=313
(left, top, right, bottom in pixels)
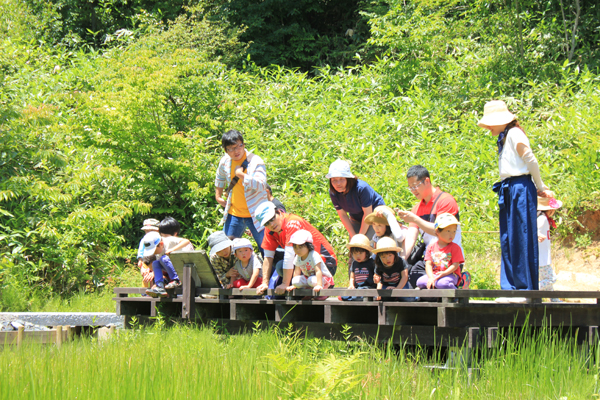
left=215, top=150, right=268, bottom=232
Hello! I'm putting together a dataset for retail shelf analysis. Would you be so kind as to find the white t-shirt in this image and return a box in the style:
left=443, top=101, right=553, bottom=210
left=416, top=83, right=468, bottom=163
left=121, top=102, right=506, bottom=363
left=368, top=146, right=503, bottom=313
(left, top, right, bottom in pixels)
left=537, top=214, right=551, bottom=266
left=499, top=128, right=531, bottom=180
left=294, top=250, right=332, bottom=278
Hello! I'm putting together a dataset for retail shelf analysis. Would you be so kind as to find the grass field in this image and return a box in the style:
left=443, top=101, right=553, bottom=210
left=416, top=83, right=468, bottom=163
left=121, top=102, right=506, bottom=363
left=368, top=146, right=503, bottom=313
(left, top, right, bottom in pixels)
left=2, top=321, right=599, bottom=399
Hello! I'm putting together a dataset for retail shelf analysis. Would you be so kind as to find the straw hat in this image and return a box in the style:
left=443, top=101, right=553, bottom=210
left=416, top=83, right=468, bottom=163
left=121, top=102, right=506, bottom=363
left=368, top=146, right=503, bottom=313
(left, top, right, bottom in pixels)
left=477, top=100, right=516, bottom=128
left=372, top=237, right=403, bottom=254
left=537, top=197, right=563, bottom=211
left=346, top=234, right=373, bottom=252
left=364, top=206, right=396, bottom=226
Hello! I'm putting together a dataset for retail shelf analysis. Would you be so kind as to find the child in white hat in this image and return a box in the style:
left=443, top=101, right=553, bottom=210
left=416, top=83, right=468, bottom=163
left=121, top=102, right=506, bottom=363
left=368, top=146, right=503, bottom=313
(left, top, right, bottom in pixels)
left=229, top=238, right=263, bottom=290
left=286, top=230, right=334, bottom=295
left=537, top=197, right=563, bottom=301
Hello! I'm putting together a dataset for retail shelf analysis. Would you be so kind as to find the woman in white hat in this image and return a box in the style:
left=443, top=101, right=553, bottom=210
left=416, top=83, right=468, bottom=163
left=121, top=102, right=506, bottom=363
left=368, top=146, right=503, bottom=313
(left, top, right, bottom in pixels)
left=327, top=159, right=385, bottom=240
left=478, top=100, right=553, bottom=291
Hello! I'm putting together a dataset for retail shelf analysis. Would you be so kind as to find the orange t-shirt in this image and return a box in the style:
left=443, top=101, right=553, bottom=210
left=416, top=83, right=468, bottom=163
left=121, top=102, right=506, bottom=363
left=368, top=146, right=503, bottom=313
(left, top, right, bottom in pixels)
left=229, top=157, right=251, bottom=218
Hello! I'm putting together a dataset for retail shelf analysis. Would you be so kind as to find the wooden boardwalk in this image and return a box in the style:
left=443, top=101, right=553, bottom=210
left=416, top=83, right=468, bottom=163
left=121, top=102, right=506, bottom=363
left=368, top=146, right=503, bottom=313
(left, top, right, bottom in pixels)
left=114, top=265, right=600, bottom=348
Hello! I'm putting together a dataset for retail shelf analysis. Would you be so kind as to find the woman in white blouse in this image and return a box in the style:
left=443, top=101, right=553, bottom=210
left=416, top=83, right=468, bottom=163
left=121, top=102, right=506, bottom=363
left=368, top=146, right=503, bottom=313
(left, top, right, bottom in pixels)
left=478, top=101, right=553, bottom=292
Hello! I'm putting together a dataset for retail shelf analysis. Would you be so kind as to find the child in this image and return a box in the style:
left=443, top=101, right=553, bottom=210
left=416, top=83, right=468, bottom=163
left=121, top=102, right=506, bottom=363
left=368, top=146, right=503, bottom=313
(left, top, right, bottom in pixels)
left=207, top=231, right=236, bottom=288
left=143, top=231, right=182, bottom=298
left=364, top=205, right=408, bottom=257
left=285, top=230, right=334, bottom=297
left=478, top=100, right=553, bottom=291
left=373, top=237, right=414, bottom=301
left=538, top=197, right=563, bottom=302
left=341, top=234, right=376, bottom=301
left=228, top=238, right=264, bottom=290
left=416, top=213, right=464, bottom=290
left=136, top=218, right=159, bottom=288
left=158, top=216, right=195, bottom=255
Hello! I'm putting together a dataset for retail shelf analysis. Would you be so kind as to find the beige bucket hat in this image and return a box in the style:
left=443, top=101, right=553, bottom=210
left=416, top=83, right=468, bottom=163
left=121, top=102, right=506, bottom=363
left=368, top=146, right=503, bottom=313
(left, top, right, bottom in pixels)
left=477, top=100, right=516, bottom=128
left=364, top=206, right=396, bottom=226
left=372, top=237, right=403, bottom=254
left=346, top=234, right=373, bottom=252
left=537, top=197, right=563, bottom=211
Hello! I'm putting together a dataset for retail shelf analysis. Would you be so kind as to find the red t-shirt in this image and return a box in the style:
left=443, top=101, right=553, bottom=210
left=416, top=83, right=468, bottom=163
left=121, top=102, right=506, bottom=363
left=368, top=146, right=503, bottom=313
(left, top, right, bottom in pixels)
left=424, top=241, right=464, bottom=276
left=261, top=213, right=338, bottom=268
left=409, top=188, right=460, bottom=228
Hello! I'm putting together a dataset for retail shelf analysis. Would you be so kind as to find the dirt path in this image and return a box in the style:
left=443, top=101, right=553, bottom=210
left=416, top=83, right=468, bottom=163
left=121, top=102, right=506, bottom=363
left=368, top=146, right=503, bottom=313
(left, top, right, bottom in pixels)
left=551, top=241, right=600, bottom=302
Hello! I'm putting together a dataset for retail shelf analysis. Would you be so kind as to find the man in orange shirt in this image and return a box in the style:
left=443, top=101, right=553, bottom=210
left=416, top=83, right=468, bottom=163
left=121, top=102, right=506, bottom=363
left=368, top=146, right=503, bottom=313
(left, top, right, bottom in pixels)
left=253, top=202, right=338, bottom=295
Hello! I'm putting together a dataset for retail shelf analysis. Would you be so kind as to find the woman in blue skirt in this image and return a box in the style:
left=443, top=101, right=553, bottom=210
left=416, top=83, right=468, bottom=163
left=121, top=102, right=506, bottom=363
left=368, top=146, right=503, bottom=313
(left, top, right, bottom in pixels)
left=478, top=101, right=554, bottom=294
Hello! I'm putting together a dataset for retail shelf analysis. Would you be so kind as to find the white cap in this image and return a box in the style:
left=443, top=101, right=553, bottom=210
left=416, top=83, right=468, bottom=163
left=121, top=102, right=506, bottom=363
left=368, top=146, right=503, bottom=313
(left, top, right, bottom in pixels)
left=254, top=201, right=277, bottom=227
left=288, top=229, right=313, bottom=245
left=326, top=159, right=355, bottom=179
left=142, top=231, right=162, bottom=257
left=232, top=238, right=253, bottom=251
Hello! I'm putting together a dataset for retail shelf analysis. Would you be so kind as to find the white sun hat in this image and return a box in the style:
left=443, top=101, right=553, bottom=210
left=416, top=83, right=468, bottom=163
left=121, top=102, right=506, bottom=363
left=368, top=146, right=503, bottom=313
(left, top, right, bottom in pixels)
left=326, top=159, right=355, bottom=179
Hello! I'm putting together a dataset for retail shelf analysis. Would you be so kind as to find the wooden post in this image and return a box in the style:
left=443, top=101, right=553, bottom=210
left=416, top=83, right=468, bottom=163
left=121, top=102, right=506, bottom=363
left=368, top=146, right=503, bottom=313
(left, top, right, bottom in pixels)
left=17, top=326, right=24, bottom=347
left=487, top=327, right=499, bottom=349
left=55, top=326, right=63, bottom=347
left=182, top=264, right=196, bottom=320
left=65, top=326, right=73, bottom=341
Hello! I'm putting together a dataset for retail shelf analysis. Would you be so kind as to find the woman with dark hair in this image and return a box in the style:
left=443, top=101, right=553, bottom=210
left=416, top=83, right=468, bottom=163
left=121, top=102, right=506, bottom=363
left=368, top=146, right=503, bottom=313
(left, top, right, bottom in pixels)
left=327, top=159, right=385, bottom=240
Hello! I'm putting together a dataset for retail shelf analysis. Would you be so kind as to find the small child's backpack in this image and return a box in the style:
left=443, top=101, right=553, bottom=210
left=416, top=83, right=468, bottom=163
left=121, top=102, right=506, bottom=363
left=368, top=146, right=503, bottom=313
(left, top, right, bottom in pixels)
left=457, top=271, right=471, bottom=289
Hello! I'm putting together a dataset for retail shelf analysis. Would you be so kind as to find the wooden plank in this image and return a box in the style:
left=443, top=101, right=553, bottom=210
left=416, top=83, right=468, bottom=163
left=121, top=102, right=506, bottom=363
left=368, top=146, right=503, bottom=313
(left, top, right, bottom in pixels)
left=214, top=319, right=471, bottom=347
left=442, top=304, right=600, bottom=328
left=383, top=306, right=438, bottom=326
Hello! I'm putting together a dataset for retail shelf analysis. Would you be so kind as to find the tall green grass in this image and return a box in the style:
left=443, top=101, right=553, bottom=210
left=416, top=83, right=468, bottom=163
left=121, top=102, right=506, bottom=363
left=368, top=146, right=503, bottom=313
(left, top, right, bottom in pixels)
left=1, top=323, right=598, bottom=399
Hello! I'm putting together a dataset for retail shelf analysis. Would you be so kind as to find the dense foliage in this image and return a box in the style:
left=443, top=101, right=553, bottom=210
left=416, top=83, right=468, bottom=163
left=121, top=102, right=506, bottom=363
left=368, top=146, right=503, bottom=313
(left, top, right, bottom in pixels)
left=1, top=0, right=599, bottom=310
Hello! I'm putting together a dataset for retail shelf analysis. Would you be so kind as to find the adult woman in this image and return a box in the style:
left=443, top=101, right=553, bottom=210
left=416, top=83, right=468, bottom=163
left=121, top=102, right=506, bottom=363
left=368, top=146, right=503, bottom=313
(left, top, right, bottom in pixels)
left=327, top=160, right=385, bottom=240
left=478, top=101, right=553, bottom=292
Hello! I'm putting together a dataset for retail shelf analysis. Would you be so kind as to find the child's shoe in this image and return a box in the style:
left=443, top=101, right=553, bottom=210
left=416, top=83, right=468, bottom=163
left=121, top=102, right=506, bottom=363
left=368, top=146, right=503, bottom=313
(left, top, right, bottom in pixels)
left=146, top=282, right=168, bottom=298
left=165, top=279, right=182, bottom=290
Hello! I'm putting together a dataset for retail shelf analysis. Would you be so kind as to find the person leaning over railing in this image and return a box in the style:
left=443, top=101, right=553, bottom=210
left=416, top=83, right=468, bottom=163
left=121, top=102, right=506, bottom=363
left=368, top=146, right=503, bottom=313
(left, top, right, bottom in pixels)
left=327, top=159, right=385, bottom=240
left=253, top=202, right=338, bottom=295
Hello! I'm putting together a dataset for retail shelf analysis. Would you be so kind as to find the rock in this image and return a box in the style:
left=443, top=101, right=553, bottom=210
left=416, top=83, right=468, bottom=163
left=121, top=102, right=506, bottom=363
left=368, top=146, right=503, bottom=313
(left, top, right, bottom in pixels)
left=11, top=321, right=23, bottom=330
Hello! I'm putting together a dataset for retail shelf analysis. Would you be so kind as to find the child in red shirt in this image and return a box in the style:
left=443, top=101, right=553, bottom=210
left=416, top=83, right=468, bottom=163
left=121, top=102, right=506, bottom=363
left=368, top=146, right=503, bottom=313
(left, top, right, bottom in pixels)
left=416, top=213, right=464, bottom=289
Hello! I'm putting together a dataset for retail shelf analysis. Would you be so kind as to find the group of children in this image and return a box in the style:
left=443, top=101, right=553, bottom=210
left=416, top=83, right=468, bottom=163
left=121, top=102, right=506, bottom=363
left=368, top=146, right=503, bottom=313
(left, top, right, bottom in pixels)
left=136, top=177, right=563, bottom=301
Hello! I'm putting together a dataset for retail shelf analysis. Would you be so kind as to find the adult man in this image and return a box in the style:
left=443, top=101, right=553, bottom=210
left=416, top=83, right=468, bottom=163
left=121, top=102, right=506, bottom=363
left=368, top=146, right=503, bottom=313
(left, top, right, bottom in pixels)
left=253, top=202, right=338, bottom=295
left=214, top=129, right=268, bottom=248
left=396, top=165, right=462, bottom=288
